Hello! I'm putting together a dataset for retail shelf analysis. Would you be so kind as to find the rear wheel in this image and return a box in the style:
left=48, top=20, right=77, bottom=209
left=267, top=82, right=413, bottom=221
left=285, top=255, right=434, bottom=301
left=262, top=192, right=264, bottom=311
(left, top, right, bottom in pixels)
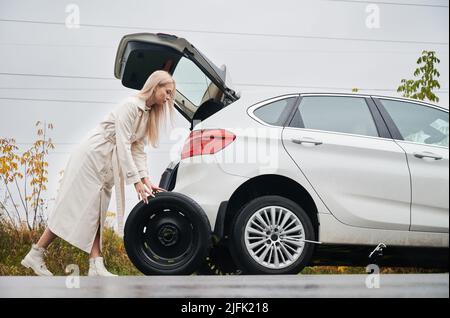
left=124, top=192, right=212, bottom=275
left=231, top=195, right=315, bottom=274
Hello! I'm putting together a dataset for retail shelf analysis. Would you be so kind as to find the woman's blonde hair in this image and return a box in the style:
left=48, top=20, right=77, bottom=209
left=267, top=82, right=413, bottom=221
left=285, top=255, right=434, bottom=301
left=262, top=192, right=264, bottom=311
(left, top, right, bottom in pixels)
left=135, top=70, right=176, bottom=148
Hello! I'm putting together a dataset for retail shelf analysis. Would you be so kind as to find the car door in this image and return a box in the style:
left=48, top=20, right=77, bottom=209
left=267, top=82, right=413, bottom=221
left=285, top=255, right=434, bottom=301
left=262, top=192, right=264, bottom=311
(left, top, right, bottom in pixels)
left=114, top=32, right=239, bottom=125
left=374, top=97, right=449, bottom=233
left=282, top=94, right=411, bottom=230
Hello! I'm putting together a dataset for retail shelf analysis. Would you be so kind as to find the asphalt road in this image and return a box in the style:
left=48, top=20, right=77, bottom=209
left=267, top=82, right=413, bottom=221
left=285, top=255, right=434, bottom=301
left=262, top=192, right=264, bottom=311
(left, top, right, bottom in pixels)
left=0, top=274, right=448, bottom=298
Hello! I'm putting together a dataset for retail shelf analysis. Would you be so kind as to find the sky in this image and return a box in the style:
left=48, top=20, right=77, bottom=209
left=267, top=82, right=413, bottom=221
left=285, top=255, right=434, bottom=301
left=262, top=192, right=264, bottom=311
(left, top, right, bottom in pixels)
left=0, top=0, right=448, bottom=225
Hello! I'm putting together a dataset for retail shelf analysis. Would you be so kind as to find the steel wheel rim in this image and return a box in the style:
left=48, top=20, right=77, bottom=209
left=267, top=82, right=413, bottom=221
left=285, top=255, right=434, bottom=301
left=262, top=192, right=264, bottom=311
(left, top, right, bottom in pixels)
left=139, top=210, right=196, bottom=268
left=244, top=205, right=305, bottom=269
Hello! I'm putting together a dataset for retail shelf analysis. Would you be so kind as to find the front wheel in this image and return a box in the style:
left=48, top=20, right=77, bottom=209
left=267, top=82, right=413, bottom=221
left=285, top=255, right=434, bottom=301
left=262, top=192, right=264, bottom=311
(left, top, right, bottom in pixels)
left=124, top=192, right=212, bottom=275
left=231, top=195, right=315, bottom=274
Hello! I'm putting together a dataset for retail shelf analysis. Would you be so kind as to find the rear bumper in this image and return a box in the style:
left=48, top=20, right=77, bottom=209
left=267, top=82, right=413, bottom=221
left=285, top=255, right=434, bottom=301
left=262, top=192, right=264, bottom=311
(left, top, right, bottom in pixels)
left=159, top=156, right=248, bottom=231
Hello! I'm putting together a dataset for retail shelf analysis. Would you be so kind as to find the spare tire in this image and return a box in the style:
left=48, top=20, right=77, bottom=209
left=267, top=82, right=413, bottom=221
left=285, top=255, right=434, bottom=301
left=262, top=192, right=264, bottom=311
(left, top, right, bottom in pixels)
left=124, top=192, right=212, bottom=275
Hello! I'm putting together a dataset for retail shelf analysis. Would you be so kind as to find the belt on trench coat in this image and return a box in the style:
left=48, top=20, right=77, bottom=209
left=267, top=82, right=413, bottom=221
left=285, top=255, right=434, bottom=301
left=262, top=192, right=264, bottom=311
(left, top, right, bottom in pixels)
left=101, top=132, right=126, bottom=238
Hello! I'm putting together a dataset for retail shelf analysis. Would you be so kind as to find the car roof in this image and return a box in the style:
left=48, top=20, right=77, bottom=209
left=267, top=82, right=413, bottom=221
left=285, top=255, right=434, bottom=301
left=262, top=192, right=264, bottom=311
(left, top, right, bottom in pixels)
left=298, top=92, right=447, bottom=111
left=235, top=89, right=448, bottom=112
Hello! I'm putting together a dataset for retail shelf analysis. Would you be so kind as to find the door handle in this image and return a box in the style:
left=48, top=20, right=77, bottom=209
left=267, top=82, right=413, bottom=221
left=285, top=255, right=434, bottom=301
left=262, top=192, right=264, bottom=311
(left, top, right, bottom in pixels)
left=291, top=138, right=323, bottom=146
left=413, top=151, right=443, bottom=160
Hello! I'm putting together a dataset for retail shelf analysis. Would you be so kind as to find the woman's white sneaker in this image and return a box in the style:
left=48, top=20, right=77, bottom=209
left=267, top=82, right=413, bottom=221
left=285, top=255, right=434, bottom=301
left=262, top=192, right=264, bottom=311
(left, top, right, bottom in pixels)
left=21, top=244, right=53, bottom=276
left=88, top=257, right=117, bottom=277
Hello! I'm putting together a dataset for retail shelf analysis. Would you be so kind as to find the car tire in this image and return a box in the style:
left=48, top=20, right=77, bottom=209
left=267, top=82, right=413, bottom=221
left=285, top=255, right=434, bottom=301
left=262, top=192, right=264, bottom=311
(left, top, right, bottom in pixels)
left=124, top=192, right=212, bottom=275
left=231, top=195, right=315, bottom=274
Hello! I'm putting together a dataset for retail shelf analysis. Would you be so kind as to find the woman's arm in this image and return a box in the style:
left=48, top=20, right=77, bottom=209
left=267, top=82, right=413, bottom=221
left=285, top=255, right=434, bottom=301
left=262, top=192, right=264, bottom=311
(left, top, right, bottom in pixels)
left=114, top=102, right=141, bottom=185
left=131, top=141, right=167, bottom=193
left=131, top=138, right=149, bottom=179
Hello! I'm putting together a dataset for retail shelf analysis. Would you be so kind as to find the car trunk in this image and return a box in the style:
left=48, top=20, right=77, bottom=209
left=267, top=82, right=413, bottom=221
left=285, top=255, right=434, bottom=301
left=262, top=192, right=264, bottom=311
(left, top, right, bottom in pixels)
left=114, top=33, right=239, bottom=128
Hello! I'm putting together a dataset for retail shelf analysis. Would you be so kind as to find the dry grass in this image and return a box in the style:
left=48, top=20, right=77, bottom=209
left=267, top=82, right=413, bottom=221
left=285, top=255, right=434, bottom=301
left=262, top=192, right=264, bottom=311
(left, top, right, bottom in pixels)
left=302, top=266, right=444, bottom=275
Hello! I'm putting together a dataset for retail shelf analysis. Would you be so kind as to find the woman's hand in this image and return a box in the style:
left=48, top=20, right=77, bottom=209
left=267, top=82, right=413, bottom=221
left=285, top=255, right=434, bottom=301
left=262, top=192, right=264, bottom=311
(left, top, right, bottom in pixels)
left=134, top=181, right=154, bottom=204
left=142, top=177, right=167, bottom=196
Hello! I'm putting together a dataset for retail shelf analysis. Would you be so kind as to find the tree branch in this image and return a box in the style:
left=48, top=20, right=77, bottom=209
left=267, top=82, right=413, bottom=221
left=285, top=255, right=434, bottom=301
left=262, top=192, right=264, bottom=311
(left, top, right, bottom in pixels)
left=14, top=176, right=28, bottom=223
left=33, top=123, right=47, bottom=230
left=24, top=161, right=28, bottom=212
left=1, top=175, right=27, bottom=230
left=0, top=197, right=18, bottom=233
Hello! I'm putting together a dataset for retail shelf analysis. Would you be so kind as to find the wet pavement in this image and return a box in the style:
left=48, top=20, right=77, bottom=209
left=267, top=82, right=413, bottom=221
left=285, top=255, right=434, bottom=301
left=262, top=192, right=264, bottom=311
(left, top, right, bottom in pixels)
left=0, top=274, right=448, bottom=298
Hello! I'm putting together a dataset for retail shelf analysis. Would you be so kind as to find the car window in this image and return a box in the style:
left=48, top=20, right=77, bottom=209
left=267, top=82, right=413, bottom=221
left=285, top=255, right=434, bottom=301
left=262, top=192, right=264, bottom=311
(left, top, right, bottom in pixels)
left=253, top=97, right=297, bottom=126
left=380, top=99, right=449, bottom=147
left=290, top=96, right=379, bottom=137
left=172, top=57, right=217, bottom=107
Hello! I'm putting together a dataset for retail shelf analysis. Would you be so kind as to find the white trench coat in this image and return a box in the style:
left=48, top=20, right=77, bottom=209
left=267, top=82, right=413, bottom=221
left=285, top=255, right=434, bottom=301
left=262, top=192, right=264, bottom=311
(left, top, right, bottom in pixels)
left=48, top=96, right=151, bottom=253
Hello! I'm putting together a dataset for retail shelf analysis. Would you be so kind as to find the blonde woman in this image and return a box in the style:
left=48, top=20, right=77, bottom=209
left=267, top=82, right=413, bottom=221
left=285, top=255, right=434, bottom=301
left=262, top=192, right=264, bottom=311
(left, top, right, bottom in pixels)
left=21, top=70, right=176, bottom=276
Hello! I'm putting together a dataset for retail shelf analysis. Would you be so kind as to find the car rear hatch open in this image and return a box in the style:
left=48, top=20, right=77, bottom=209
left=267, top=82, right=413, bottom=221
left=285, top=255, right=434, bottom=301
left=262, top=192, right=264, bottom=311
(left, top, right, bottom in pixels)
left=114, top=33, right=239, bottom=126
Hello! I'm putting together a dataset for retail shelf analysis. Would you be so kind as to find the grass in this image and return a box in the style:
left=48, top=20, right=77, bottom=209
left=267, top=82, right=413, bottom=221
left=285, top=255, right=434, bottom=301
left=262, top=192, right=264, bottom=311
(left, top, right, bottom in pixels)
left=0, top=220, right=142, bottom=276
left=301, top=266, right=444, bottom=275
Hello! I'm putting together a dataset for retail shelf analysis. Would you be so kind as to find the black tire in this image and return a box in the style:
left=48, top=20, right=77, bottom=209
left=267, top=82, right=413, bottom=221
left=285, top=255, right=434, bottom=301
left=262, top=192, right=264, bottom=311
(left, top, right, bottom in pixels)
left=230, top=195, right=315, bottom=274
left=124, top=191, right=212, bottom=275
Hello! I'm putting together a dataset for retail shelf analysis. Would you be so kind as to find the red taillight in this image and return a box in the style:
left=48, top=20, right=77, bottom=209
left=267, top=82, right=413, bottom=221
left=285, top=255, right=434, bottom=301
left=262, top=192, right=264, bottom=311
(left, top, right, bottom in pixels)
left=181, top=129, right=236, bottom=160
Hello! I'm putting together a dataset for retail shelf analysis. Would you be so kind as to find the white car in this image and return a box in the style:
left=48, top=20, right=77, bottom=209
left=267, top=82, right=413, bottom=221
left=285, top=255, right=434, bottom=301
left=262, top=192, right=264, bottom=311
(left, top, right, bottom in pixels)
left=115, top=33, right=449, bottom=275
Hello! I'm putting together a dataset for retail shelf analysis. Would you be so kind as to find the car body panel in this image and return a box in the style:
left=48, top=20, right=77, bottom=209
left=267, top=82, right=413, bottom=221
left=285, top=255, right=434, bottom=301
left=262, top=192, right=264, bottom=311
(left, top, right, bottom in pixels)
left=319, top=213, right=449, bottom=247
left=172, top=155, right=249, bottom=228
left=282, top=127, right=411, bottom=231
left=396, top=141, right=449, bottom=233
